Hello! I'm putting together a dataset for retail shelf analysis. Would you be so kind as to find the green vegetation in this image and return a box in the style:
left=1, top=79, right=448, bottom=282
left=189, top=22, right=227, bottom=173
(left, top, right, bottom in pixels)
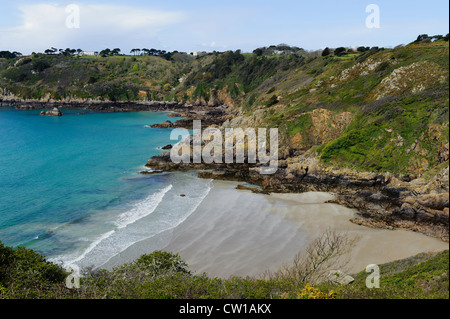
left=0, top=240, right=447, bottom=299
left=0, top=52, right=194, bottom=101
left=287, top=113, right=313, bottom=136
left=0, top=241, right=68, bottom=298
left=0, top=36, right=448, bottom=301
left=0, top=37, right=448, bottom=177
left=319, top=88, right=449, bottom=174
left=331, top=250, right=449, bottom=299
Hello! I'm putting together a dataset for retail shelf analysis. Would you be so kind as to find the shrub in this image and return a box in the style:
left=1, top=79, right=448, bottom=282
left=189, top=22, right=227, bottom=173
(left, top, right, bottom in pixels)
left=321, top=130, right=370, bottom=161
left=334, top=47, right=347, bottom=56
left=266, top=94, right=279, bottom=107
left=322, top=47, right=331, bottom=57
left=32, top=60, right=51, bottom=72
left=297, top=283, right=336, bottom=299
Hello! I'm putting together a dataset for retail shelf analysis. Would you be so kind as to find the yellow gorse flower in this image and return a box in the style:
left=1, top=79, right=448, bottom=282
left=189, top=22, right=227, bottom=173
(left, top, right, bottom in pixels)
left=297, top=283, right=336, bottom=299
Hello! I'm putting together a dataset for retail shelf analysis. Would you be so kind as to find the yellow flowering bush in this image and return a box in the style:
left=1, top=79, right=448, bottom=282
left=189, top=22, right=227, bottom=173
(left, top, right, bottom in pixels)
left=279, top=284, right=336, bottom=299
left=298, top=284, right=336, bottom=299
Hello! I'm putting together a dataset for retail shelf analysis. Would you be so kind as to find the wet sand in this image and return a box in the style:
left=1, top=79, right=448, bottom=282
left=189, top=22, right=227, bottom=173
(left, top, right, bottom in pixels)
left=102, top=180, right=448, bottom=278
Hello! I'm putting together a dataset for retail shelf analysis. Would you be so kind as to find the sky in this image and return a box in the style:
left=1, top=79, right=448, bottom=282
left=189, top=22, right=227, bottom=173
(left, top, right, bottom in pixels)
left=0, top=0, right=448, bottom=54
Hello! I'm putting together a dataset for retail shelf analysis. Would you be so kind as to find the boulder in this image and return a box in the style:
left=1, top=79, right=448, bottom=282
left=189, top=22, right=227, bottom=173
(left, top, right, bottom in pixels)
left=328, top=270, right=355, bottom=285
left=150, top=120, right=173, bottom=128
left=40, top=107, right=63, bottom=116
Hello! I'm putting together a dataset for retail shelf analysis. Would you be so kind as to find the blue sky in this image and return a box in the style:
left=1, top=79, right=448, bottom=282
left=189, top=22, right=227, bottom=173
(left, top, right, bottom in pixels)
left=0, top=0, right=448, bottom=54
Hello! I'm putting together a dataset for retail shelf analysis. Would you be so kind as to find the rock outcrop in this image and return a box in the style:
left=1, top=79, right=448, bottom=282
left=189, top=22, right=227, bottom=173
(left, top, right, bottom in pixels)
left=150, top=107, right=232, bottom=129
left=40, top=107, right=63, bottom=116
left=145, top=147, right=449, bottom=242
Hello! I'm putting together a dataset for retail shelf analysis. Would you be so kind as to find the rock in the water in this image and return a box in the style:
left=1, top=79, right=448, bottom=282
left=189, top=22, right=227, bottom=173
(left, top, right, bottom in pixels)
left=16, top=104, right=35, bottom=110
left=40, top=107, right=63, bottom=116
left=150, top=120, right=172, bottom=128
left=161, top=144, right=173, bottom=150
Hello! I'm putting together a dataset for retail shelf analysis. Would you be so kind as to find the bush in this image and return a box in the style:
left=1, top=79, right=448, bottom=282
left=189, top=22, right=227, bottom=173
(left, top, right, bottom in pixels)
left=266, top=94, right=279, bottom=107
left=334, top=47, right=347, bottom=56
left=321, top=130, right=370, bottom=162
left=32, top=60, right=51, bottom=72
left=322, top=47, right=331, bottom=57
left=0, top=242, right=68, bottom=298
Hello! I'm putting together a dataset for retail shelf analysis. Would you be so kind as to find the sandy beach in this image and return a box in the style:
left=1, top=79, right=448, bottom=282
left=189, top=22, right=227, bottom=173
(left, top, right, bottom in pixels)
left=102, top=180, right=448, bottom=278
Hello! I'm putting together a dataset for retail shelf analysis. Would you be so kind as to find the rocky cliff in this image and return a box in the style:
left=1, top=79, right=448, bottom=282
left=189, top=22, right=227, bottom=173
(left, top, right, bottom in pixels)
left=144, top=41, right=449, bottom=242
left=2, top=40, right=448, bottom=241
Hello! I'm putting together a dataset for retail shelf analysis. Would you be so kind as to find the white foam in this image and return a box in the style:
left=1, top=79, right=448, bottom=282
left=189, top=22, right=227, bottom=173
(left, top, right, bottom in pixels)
left=98, top=181, right=212, bottom=268
left=70, top=230, right=115, bottom=264
left=114, top=184, right=172, bottom=229
left=170, top=183, right=211, bottom=229
left=49, top=178, right=212, bottom=270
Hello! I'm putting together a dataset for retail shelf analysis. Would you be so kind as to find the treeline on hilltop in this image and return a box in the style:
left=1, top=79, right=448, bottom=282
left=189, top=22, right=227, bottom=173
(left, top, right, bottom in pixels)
left=0, top=43, right=320, bottom=102
left=0, top=41, right=376, bottom=103
left=0, top=33, right=448, bottom=118
left=0, top=34, right=448, bottom=178
left=1, top=32, right=447, bottom=61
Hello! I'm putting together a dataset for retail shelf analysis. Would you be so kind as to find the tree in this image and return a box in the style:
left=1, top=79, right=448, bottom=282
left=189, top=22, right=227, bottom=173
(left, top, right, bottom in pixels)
left=321, top=47, right=330, bottom=57
left=100, top=48, right=111, bottom=57
left=253, top=48, right=264, bottom=56
left=357, top=46, right=370, bottom=52
left=111, top=48, right=121, bottom=56
left=334, top=47, right=347, bottom=56
left=266, top=230, right=356, bottom=285
left=0, top=51, right=22, bottom=59
left=44, top=47, right=58, bottom=55
left=414, top=34, right=429, bottom=43
left=62, top=48, right=76, bottom=56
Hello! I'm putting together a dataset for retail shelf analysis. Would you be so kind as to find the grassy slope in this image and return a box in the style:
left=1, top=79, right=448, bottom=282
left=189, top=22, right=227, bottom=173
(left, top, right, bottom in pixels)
left=1, top=42, right=448, bottom=177
left=0, top=53, right=193, bottom=101
left=0, top=42, right=449, bottom=299
left=0, top=241, right=448, bottom=299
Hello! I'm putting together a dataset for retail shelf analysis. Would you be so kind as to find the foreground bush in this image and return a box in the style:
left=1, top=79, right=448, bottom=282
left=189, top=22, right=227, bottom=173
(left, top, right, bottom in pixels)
left=0, top=240, right=448, bottom=299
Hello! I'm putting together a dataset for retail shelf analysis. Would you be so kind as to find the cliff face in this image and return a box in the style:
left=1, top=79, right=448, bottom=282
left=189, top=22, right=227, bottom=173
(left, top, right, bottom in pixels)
left=2, top=41, right=449, bottom=241
left=144, top=41, right=449, bottom=241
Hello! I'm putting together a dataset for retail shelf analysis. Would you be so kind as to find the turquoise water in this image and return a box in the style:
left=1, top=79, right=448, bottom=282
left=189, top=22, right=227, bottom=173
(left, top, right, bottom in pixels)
left=0, top=107, right=211, bottom=268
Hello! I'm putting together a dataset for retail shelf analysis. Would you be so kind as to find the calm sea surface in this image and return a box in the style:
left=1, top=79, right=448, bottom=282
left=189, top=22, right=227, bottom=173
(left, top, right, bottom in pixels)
left=0, top=107, right=211, bottom=268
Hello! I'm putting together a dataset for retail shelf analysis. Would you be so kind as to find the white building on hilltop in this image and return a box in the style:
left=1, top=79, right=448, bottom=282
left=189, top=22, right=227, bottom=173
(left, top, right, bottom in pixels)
left=80, top=51, right=99, bottom=56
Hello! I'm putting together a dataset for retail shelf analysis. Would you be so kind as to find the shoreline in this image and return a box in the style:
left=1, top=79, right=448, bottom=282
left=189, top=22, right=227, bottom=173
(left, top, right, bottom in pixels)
left=0, top=99, right=226, bottom=113
left=4, top=102, right=447, bottom=277
left=101, top=179, right=448, bottom=278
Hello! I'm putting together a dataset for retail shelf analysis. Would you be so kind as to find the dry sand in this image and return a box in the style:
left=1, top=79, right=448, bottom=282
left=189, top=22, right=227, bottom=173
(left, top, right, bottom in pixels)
left=102, top=180, right=448, bottom=278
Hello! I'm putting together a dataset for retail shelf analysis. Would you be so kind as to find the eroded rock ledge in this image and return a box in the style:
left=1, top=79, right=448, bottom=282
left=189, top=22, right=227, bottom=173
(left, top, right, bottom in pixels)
left=145, top=151, right=449, bottom=242
left=1, top=99, right=230, bottom=114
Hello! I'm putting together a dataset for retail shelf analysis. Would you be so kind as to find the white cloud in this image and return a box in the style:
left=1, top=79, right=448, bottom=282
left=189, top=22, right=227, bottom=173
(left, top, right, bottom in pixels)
left=0, top=3, right=186, bottom=53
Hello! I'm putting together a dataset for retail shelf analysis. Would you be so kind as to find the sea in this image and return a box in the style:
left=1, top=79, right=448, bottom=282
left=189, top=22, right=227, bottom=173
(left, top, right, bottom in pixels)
left=0, top=107, right=211, bottom=269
